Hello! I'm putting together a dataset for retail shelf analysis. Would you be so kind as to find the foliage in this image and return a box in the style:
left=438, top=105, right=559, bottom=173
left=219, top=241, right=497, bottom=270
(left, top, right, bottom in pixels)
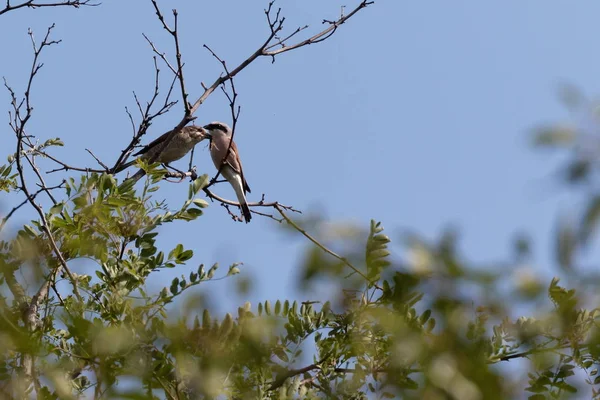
left=2, top=162, right=600, bottom=399
left=4, top=2, right=600, bottom=400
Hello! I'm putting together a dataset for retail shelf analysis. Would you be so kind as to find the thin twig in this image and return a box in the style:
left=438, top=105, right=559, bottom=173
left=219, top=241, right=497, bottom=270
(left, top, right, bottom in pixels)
left=112, top=56, right=178, bottom=172
left=0, top=179, right=65, bottom=230
left=495, top=344, right=571, bottom=363
left=0, top=0, right=97, bottom=16
left=137, top=0, right=372, bottom=196
left=5, top=25, right=84, bottom=389
left=86, top=148, right=109, bottom=170
left=201, top=45, right=240, bottom=189
left=264, top=1, right=374, bottom=57
left=203, top=187, right=299, bottom=213
left=40, top=149, right=106, bottom=174
left=274, top=204, right=382, bottom=290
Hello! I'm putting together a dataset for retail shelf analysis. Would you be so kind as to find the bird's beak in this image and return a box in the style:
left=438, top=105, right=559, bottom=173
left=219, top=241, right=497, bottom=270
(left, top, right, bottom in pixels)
left=201, top=128, right=211, bottom=139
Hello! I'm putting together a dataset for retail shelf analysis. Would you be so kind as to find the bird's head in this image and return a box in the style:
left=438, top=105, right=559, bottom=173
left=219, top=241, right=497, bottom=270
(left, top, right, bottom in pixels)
left=203, top=121, right=232, bottom=139
left=186, top=125, right=210, bottom=142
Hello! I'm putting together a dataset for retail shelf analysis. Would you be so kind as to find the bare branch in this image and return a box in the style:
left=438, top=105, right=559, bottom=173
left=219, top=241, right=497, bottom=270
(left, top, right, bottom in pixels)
left=201, top=45, right=241, bottom=190
left=142, top=34, right=177, bottom=76
left=4, top=25, right=85, bottom=390
left=265, top=25, right=309, bottom=52
left=186, top=0, right=372, bottom=117
left=38, top=149, right=106, bottom=174
left=274, top=204, right=382, bottom=290
left=86, top=148, right=109, bottom=170
left=148, top=0, right=190, bottom=114
left=264, top=1, right=374, bottom=57
left=0, top=0, right=98, bottom=16
left=140, top=0, right=371, bottom=190
left=203, top=186, right=300, bottom=216
left=4, top=25, right=82, bottom=308
left=141, top=0, right=197, bottom=170
left=0, top=179, right=65, bottom=230
left=269, top=352, right=336, bottom=391
left=111, top=56, right=178, bottom=173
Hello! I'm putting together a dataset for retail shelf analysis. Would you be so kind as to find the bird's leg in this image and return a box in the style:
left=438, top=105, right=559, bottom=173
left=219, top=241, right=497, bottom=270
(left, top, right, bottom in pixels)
left=160, top=163, right=189, bottom=183
left=163, top=163, right=199, bottom=181
left=189, top=168, right=198, bottom=181
left=163, top=163, right=186, bottom=175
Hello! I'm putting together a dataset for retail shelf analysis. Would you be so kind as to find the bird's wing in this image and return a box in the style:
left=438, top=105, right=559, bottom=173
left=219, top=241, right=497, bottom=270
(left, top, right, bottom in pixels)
left=132, top=129, right=172, bottom=157
left=212, top=136, right=251, bottom=194
left=227, top=141, right=251, bottom=194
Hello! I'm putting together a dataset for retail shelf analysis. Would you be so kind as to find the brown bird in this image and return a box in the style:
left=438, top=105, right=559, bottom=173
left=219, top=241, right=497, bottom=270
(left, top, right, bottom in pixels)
left=203, top=122, right=252, bottom=223
left=116, top=125, right=208, bottom=182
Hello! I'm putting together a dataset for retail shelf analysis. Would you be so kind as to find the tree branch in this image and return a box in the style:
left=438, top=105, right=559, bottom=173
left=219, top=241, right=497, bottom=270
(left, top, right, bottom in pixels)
left=111, top=56, right=178, bottom=173
left=4, top=25, right=83, bottom=326
left=143, top=0, right=373, bottom=181
left=201, top=45, right=241, bottom=189
left=0, top=0, right=97, bottom=16
left=274, top=204, right=382, bottom=290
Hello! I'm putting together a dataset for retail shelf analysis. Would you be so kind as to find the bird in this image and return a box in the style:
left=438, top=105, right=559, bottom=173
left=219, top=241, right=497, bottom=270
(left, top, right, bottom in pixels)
left=203, top=122, right=252, bottom=223
left=115, top=125, right=208, bottom=182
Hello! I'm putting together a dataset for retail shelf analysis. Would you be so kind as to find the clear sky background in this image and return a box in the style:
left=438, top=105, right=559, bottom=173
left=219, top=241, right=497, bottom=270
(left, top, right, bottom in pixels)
left=1, top=1, right=598, bottom=319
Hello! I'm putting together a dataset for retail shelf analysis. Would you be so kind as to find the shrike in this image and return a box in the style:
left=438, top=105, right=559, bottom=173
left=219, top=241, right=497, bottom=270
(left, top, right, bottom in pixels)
left=116, top=125, right=208, bottom=182
left=203, top=122, right=252, bottom=223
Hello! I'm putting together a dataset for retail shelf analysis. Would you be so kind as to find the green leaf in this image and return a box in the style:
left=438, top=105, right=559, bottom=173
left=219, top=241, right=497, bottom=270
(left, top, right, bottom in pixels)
left=202, top=309, right=211, bottom=329
left=177, top=249, right=194, bottom=263
left=170, top=278, right=180, bottom=295
left=72, top=195, right=87, bottom=209
left=169, top=244, right=184, bottom=260
left=207, top=263, right=219, bottom=279
left=184, top=208, right=203, bottom=218
left=23, top=225, right=38, bottom=237
left=274, top=347, right=288, bottom=362
left=155, top=251, right=164, bottom=265
left=192, top=198, right=209, bottom=208
left=580, top=196, right=600, bottom=244
left=366, top=220, right=391, bottom=280
left=118, top=177, right=136, bottom=193
left=555, top=381, right=577, bottom=393
left=555, top=216, right=576, bottom=270
left=227, top=262, right=242, bottom=276
left=532, top=126, right=576, bottom=148
left=527, top=395, right=546, bottom=400
left=192, top=174, right=209, bottom=194
left=42, top=137, right=64, bottom=148
left=220, top=313, right=234, bottom=338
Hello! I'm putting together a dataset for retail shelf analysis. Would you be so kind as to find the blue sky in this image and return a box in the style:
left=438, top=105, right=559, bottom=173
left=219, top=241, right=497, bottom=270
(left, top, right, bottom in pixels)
left=1, top=1, right=598, bottom=317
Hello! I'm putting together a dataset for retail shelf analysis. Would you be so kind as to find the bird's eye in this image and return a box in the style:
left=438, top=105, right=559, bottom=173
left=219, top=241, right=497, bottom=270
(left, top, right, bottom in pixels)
left=203, top=123, right=227, bottom=132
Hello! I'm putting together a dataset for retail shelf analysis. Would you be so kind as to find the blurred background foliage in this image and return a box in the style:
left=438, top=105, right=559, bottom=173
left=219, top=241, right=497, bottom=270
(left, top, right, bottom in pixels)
left=3, top=4, right=600, bottom=400
left=3, top=96, right=600, bottom=399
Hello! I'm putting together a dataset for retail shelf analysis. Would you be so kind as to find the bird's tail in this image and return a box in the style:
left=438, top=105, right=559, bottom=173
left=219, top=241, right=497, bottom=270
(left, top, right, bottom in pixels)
left=113, top=159, right=136, bottom=174
left=230, top=174, right=252, bottom=223
left=240, top=201, right=252, bottom=223
left=234, top=188, right=251, bottom=223
left=124, top=168, right=146, bottom=185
